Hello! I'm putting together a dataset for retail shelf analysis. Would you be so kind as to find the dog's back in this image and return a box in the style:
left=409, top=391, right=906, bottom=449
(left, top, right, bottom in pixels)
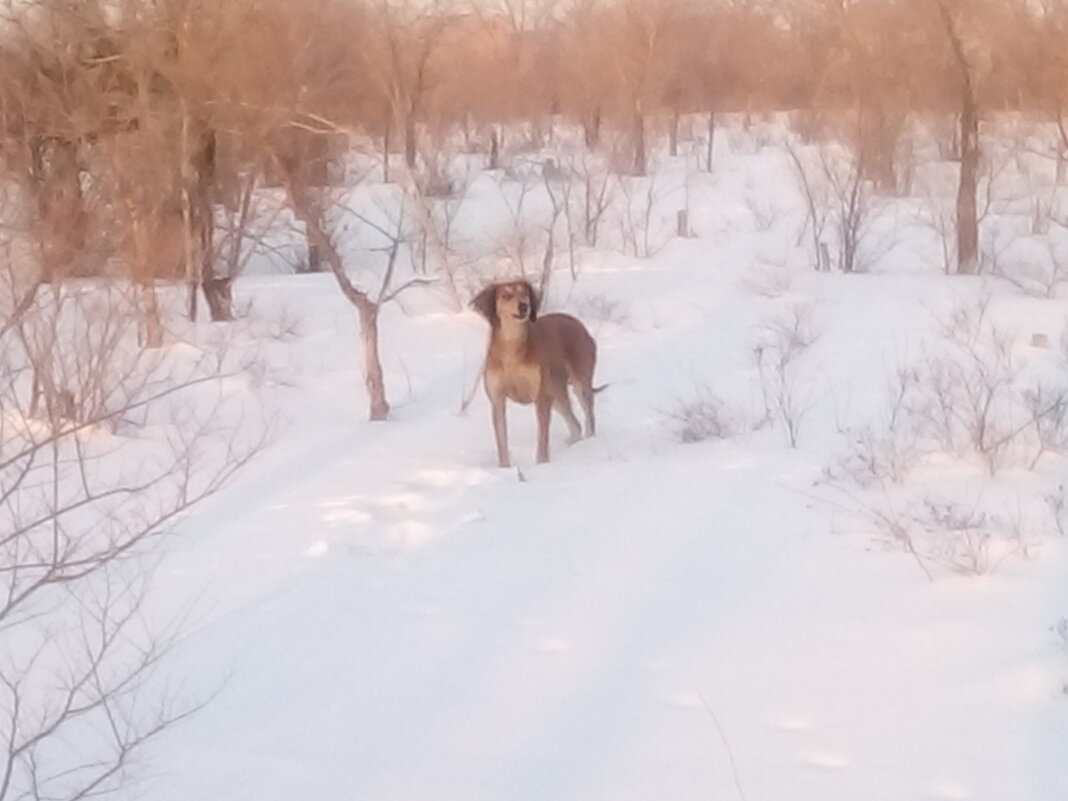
left=535, top=313, right=596, bottom=389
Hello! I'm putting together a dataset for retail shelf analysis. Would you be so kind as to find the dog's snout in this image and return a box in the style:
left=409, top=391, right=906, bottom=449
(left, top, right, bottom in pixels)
left=517, top=301, right=529, bottom=316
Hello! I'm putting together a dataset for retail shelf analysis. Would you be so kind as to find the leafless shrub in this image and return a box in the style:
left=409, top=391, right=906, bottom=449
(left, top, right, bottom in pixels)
left=824, top=301, right=1068, bottom=577
left=862, top=494, right=1044, bottom=579
left=0, top=276, right=266, bottom=801
left=834, top=423, right=919, bottom=490
left=898, top=300, right=1065, bottom=474
left=416, top=142, right=459, bottom=198
left=743, top=187, right=787, bottom=233
left=1045, top=484, right=1068, bottom=538
left=993, top=231, right=1068, bottom=299
left=920, top=498, right=1001, bottom=576
left=843, top=301, right=1068, bottom=477
left=489, top=166, right=577, bottom=299
left=663, top=385, right=737, bottom=444
left=754, top=303, right=822, bottom=448
left=540, top=163, right=576, bottom=293
left=614, top=172, right=671, bottom=259
left=237, top=297, right=305, bottom=344
left=1023, top=384, right=1068, bottom=468
left=918, top=187, right=959, bottom=275
left=410, top=165, right=474, bottom=309
left=784, top=135, right=883, bottom=273
left=565, top=151, right=615, bottom=249
left=15, top=284, right=146, bottom=430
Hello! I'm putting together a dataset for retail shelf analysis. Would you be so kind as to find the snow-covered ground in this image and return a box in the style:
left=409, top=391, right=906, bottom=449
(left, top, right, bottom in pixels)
left=124, top=120, right=1068, bottom=799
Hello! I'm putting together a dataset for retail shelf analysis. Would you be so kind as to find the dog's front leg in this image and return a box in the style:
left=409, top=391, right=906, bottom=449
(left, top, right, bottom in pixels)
left=535, top=396, right=552, bottom=463
left=492, top=396, right=510, bottom=467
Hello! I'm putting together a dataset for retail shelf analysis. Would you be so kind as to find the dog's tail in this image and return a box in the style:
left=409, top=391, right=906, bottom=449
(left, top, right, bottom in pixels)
left=592, top=383, right=610, bottom=394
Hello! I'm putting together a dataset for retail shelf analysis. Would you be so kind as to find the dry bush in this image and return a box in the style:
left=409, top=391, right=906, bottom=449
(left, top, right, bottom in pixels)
left=663, top=385, right=737, bottom=444
left=754, top=302, right=822, bottom=448
left=1046, top=483, right=1068, bottom=538
left=783, top=133, right=885, bottom=273
left=825, top=299, right=1068, bottom=578
left=613, top=172, right=673, bottom=260
left=563, top=150, right=615, bottom=249
left=865, top=495, right=1041, bottom=578
left=831, top=300, right=1068, bottom=481
left=992, top=226, right=1068, bottom=298
left=909, top=301, right=1054, bottom=473
left=0, top=270, right=267, bottom=800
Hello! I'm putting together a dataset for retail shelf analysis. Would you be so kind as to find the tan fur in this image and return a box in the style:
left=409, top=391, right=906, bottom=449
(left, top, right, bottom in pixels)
left=472, top=280, right=598, bottom=467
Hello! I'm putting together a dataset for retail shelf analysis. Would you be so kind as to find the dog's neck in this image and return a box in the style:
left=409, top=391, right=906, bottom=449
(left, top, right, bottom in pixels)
left=493, top=316, right=532, bottom=350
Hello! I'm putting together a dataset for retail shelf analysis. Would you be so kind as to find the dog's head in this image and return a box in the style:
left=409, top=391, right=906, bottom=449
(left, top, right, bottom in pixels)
left=471, top=280, right=539, bottom=327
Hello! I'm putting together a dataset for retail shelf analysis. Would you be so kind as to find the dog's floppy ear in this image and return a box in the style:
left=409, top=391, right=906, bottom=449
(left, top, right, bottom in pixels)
left=522, top=280, right=539, bottom=321
left=471, top=284, right=499, bottom=325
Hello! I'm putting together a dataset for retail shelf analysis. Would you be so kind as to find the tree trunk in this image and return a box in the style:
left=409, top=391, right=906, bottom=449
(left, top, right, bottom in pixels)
left=706, top=110, right=716, bottom=172
left=202, top=278, right=233, bottom=322
left=195, top=130, right=232, bottom=320
left=1055, top=113, right=1068, bottom=185
left=404, top=115, right=417, bottom=170
left=140, top=283, right=164, bottom=348
left=632, top=104, right=646, bottom=177
left=676, top=209, right=690, bottom=238
left=584, top=107, right=602, bottom=149
left=307, top=242, right=322, bottom=273
left=357, top=301, right=390, bottom=421
left=383, top=118, right=392, bottom=183
left=957, top=97, right=979, bottom=274
left=180, top=108, right=198, bottom=321
left=937, top=0, right=979, bottom=275
left=34, top=137, right=86, bottom=280
left=490, top=127, right=500, bottom=170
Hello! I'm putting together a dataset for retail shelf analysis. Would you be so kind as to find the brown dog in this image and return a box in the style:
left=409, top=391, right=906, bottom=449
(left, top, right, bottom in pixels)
left=472, top=280, right=598, bottom=467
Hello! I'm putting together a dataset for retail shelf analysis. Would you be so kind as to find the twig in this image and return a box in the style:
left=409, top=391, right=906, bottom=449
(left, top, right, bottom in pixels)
left=699, top=693, right=747, bottom=801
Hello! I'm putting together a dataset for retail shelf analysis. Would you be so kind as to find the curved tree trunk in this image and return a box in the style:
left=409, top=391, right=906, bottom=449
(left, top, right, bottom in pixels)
left=277, top=160, right=390, bottom=421
left=357, top=302, right=389, bottom=421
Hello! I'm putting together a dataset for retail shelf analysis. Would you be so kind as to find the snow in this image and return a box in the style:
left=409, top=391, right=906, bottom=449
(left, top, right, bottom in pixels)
left=105, top=120, right=1068, bottom=799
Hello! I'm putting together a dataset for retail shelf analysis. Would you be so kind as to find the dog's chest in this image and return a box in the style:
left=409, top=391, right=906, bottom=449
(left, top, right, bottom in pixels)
left=488, top=353, right=542, bottom=404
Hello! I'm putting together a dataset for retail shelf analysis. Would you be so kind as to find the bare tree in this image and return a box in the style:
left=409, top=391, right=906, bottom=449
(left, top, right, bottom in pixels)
left=0, top=262, right=265, bottom=801
left=273, top=148, right=431, bottom=421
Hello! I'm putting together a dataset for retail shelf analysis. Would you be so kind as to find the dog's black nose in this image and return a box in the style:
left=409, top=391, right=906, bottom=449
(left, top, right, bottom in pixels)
left=517, top=302, right=529, bottom=316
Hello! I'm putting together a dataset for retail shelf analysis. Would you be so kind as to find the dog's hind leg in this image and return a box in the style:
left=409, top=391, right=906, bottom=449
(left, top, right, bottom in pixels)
left=553, top=391, right=583, bottom=444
